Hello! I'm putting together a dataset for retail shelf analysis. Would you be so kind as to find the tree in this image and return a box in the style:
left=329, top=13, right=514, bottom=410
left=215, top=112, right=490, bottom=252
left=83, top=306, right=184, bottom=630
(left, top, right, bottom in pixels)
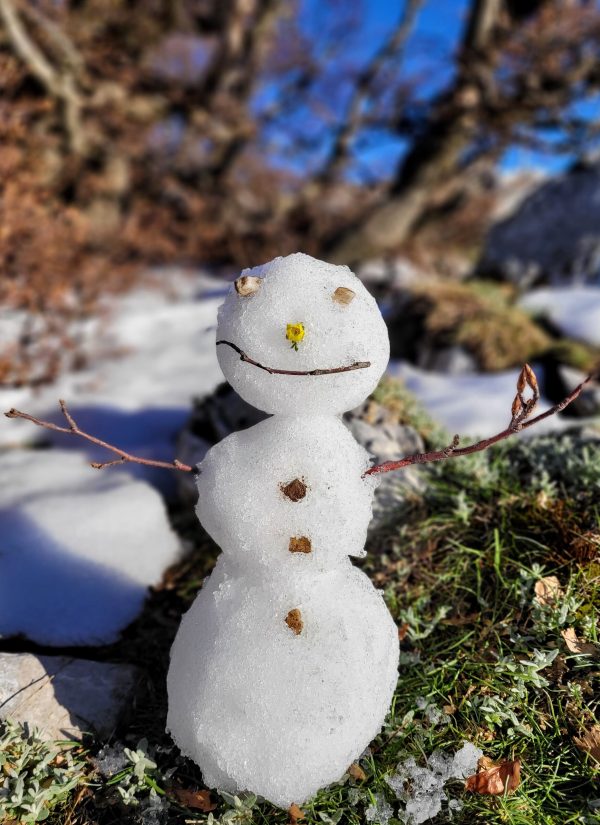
left=1, top=0, right=600, bottom=383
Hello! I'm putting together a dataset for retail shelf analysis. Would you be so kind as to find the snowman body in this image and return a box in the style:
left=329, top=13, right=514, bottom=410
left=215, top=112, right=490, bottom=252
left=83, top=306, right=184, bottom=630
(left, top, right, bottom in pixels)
left=167, top=254, right=399, bottom=808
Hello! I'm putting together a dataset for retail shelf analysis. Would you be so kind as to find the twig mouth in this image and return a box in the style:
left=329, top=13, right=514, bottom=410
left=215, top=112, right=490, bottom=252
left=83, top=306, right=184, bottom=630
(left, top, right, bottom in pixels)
left=216, top=339, right=371, bottom=376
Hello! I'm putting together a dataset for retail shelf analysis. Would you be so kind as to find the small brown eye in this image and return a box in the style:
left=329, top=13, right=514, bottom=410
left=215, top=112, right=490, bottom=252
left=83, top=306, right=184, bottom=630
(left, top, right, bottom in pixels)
left=332, top=286, right=355, bottom=305
left=235, top=275, right=262, bottom=296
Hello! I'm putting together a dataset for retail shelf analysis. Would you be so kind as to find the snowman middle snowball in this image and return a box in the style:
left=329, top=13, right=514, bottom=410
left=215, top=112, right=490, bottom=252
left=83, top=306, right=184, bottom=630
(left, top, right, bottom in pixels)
left=167, top=253, right=399, bottom=808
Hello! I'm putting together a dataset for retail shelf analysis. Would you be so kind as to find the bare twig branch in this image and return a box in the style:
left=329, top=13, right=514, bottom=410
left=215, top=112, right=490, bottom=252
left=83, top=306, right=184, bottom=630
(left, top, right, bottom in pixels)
left=364, top=365, right=597, bottom=477
left=216, top=339, right=371, bottom=375
left=4, top=400, right=193, bottom=472
left=0, top=0, right=86, bottom=154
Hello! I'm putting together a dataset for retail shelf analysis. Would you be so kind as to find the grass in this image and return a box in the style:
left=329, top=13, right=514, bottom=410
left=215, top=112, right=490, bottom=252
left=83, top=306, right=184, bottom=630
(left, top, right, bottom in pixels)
left=8, top=383, right=598, bottom=825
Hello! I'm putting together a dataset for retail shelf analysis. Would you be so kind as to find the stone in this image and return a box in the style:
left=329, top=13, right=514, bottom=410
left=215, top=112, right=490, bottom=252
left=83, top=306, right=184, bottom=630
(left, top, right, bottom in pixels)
left=480, top=160, right=600, bottom=287
left=0, top=653, right=139, bottom=741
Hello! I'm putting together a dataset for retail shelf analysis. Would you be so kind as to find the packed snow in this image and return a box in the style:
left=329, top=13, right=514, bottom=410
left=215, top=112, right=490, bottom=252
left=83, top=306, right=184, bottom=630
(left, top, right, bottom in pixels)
left=167, top=255, right=399, bottom=807
left=0, top=271, right=225, bottom=484
left=387, top=742, right=482, bottom=824
left=390, top=360, right=569, bottom=439
left=216, top=253, right=389, bottom=415
left=0, top=449, right=181, bottom=645
left=520, top=287, right=600, bottom=347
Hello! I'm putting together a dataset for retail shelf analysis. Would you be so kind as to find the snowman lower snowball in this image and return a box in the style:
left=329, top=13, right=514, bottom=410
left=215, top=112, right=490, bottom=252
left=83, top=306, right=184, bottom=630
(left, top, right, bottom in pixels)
left=167, top=253, right=399, bottom=808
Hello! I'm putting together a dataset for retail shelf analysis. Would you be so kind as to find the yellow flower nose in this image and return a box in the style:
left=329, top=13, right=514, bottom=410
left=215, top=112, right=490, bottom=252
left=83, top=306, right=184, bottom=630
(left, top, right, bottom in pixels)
left=286, top=322, right=305, bottom=351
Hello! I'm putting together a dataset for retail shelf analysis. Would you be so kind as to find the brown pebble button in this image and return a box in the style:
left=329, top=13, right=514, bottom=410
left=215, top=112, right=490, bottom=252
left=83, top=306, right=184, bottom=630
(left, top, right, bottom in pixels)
left=280, top=478, right=307, bottom=501
left=285, top=608, right=303, bottom=635
left=289, top=536, right=312, bottom=554
left=332, top=286, right=355, bottom=305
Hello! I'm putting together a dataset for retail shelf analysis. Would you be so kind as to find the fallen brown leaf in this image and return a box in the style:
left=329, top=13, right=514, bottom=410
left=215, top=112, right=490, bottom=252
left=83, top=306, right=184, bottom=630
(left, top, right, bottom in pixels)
left=534, top=576, right=563, bottom=607
left=561, top=627, right=599, bottom=656
left=171, top=787, right=216, bottom=811
left=397, top=622, right=409, bottom=641
left=574, top=725, right=600, bottom=764
left=289, top=802, right=306, bottom=823
left=465, top=757, right=521, bottom=795
left=347, top=762, right=367, bottom=781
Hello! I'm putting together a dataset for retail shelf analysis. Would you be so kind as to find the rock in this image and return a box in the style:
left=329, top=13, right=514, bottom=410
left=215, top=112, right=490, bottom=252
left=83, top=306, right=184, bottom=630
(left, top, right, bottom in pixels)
left=0, top=449, right=182, bottom=646
left=178, top=384, right=426, bottom=532
left=419, top=345, right=478, bottom=375
left=0, top=653, right=139, bottom=740
left=480, top=160, right=600, bottom=287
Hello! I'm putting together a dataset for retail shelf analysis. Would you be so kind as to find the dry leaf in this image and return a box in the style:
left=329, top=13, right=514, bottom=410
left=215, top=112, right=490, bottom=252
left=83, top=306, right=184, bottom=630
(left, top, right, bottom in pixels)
left=347, top=762, right=367, bottom=781
left=171, top=787, right=216, bottom=811
left=289, top=803, right=306, bottom=823
left=397, top=622, right=409, bottom=641
left=534, top=576, right=563, bottom=607
left=561, top=627, right=598, bottom=656
left=574, top=725, right=600, bottom=763
left=465, top=757, right=521, bottom=795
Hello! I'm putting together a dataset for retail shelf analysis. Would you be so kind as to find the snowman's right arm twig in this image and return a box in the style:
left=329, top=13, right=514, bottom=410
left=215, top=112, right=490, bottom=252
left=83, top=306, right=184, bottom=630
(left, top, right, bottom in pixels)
left=364, top=365, right=598, bottom=477
left=4, top=400, right=194, bottom=472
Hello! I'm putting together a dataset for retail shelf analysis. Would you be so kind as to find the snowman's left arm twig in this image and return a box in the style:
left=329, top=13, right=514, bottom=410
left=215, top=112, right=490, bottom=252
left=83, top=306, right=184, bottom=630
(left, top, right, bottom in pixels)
left=4, top=400, right=194, bottom=472
left=364, top=365, right=598, bottom=477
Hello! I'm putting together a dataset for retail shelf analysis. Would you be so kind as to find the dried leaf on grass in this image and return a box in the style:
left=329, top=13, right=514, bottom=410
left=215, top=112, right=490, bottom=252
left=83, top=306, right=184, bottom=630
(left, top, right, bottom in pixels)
left=465, top=757, right=521, bottom=795
left=347, top=762, right=367, bottom=781
left=534, top=576, right=563, bottom=607
left=171, top=787, right=216, bottom=811
left=561, top=627, right=599, bottom=656
left=574, top=725, right=600, bottom=764
left=288, top=802, right=306, bottom=823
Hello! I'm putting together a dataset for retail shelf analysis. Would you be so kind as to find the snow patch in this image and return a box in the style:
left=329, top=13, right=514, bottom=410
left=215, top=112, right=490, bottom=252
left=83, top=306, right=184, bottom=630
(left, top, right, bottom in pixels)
left=520, top=287, right=600, bottom=347
left=0, top=449, right=181, bottom=645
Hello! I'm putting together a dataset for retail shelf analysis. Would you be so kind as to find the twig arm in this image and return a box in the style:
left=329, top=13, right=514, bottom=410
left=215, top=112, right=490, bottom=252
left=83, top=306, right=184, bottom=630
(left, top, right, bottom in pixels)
left=365, top=365, right=597, bottom=477
left=4, top=400, right=193, bottom=472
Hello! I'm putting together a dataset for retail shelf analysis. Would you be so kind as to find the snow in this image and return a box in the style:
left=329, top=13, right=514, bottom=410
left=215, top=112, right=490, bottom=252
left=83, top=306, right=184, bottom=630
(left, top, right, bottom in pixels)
left=167, top=255, right=399, bottom=808
left=217, top=253, right=389, bottom=415
left=167, top=560, right=398, bottom=808
left=0, top=271, right=225, bottom=489
left=386, top=742, right=482, bottom=824
left=196, top=415, right=377, bottom=573
left=0, top=449, right=181, bottom=645
left=365, top=792, right=394, bottom=824
left=520, top=287, right=600, bottom=347
left=390, top=360, right=570, bottom=439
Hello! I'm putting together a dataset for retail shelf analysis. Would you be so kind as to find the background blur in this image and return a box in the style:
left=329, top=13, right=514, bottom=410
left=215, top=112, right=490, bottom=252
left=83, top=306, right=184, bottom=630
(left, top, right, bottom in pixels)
left=1, top=0, right=600, bottom=395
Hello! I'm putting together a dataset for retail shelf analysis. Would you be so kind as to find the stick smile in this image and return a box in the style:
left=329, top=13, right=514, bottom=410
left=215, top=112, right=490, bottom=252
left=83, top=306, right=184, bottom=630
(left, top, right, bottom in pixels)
left=216, top=339, right=371, bottom=376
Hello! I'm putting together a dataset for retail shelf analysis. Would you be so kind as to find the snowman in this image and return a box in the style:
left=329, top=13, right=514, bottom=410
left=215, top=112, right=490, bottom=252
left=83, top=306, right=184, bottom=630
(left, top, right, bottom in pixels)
left=167, top=253, right=399, bottom=808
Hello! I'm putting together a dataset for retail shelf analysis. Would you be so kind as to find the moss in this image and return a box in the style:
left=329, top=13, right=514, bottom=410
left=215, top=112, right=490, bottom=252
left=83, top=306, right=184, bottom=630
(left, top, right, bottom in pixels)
left=405, top=279, right=552, bottom=372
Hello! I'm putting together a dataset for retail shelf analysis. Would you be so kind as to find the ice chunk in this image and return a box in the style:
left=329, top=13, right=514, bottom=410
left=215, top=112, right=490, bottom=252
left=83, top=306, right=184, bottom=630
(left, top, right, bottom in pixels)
left=365, top=792, right=394, bottom=824
left=196, top=415, right=377, bottom=571
left=167, top=560, right=399, bottom=808
left=217, top=253, right=389, bottom=416
left=387, top=742, right=483, bottom=824
left=0, top=449, right=181, bottom=645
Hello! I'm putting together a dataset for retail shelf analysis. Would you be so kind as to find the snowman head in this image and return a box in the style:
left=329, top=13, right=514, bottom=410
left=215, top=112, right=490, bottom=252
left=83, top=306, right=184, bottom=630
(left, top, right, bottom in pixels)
left=216, top=253, right=389, bottom=415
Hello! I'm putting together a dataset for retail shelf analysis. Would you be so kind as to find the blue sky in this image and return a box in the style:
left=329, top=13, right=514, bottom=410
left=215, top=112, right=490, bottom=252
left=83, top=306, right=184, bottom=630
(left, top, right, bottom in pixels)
left=294, top=0, right=596, bottom=178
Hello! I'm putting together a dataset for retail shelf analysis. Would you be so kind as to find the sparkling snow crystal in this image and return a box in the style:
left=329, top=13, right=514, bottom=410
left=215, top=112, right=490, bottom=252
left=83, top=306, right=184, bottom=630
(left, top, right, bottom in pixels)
left=387, top=742, right=483, bottom=824
left=167, top=254, right=398, bottom=807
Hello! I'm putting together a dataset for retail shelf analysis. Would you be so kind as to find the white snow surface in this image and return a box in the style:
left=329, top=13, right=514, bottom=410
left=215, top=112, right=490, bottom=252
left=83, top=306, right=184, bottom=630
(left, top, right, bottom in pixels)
left=167, top=557, right=399, bottom=808
left=387, top=742, right=482, bottom=824
left=168, top=255, right=399, bottom=808
left=217, top=253, right=389, bottom=415
left=196, top=415, right=378, bottom=573
left=520, top=287, right=600, bottom=347
left=0, top=270, right=225, bottom=644
left=0, top=449, right=181, bottom=645
left=390, top=360, right=570, bottom=439
left=0, top=272, right=225, bottom=485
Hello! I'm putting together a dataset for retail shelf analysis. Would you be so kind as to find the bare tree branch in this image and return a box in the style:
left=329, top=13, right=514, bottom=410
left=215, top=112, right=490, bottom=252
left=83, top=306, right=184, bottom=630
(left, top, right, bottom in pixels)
left=317, top=0, right=424, bottom=184
left=0, top=0, right=86, bottom=154
left=216, top=339, right=371, bottom=375
left=4, top=400, right=193, bottom=472
left=364, top=365, right=597, bottom=477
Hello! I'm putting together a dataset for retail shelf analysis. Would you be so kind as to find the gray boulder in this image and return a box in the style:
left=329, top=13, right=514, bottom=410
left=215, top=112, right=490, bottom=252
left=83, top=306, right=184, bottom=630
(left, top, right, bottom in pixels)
left=480, top=160, right=600, bottom=288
